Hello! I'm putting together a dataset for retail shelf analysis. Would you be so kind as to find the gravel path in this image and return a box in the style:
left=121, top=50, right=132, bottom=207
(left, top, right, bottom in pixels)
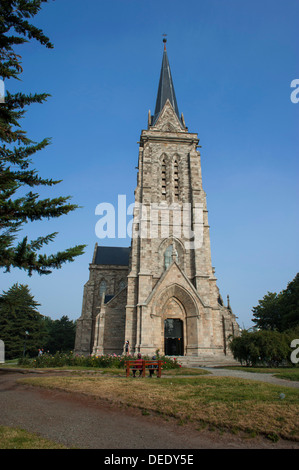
left=1, top=369, right=298, bottom=449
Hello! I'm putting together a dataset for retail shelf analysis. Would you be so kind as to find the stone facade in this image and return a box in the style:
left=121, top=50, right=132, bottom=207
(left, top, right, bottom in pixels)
left=75, top=46, right=240, bottom=359
left=75, top=244, right=129, bottom=356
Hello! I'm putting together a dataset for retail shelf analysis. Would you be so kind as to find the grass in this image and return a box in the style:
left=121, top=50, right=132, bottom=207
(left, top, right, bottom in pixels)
left=0, top=360, right=19, bottom=367
left=0, top=425, right=67, bottom=449
left=99, top=367, right=210, bottom=377
left=274, top=370, right=299, bottom=381
left=224, top=366, right=299, bottom=382
left=20, top=373, right=299, bottom=442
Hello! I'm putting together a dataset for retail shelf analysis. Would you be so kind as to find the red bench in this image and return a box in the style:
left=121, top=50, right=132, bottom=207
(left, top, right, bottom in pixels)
left=125, top=360, right=162, bottom=378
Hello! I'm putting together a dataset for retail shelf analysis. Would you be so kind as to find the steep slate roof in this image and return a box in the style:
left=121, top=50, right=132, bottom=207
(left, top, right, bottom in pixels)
left=94, top=246, right=130, bottom=266
left=152, top=41, right=181, bottom=125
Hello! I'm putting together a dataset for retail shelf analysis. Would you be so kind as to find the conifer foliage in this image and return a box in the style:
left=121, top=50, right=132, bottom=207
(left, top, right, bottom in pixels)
left=0, top=282, right=44, bottom=358
left=0, top=0, right=85, bottom=275
left=252, top=273, right=299, bottom=332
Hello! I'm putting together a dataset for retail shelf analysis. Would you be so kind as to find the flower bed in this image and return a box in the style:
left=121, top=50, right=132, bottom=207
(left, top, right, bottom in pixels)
left=18, top=352, right=181, bottom=369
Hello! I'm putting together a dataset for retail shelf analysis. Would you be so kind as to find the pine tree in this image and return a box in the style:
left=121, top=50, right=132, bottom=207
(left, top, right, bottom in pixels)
left=0, top=0, right=86, bottom=275
left=252, top=273, right=299, bottom=331
left=279, top=273, right=299, bottom=331
left=252, top=291, right=282, bottom=331
left=0, top=283, right=44, bottom=358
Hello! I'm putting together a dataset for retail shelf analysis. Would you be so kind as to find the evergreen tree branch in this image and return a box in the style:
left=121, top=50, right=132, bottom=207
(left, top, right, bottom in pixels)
left=0, top=0, right=86, bottom=275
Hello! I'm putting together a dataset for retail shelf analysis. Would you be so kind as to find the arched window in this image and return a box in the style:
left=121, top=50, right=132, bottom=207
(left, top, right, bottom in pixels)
left=99, top=281, right=106, bottom=299
left=174, top=159, right=179, bottom=199
left=161, top=159, right=166, bottom=199
left=119, top=280, right=126, bottom=291
left=164, top=245, right=179, bottom=270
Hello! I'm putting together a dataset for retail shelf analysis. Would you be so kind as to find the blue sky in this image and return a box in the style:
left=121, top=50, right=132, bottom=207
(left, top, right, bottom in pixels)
left=1, top=0, right=298, bottom=329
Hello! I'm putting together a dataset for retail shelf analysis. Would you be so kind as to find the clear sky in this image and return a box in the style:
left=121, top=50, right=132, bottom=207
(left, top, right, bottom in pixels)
left=1, top=0, right=298, bottom=329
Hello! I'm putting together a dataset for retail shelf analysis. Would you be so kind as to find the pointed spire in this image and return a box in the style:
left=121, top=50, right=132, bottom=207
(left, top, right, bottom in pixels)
left=152, top=37, right=180, bottom=125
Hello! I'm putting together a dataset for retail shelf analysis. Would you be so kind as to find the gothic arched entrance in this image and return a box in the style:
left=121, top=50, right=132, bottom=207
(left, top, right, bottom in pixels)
left=162, top=296, right=185, bottom=356
left=151, top=282, right=201, bottom=356
left=164, top=318, right=184, bottom=355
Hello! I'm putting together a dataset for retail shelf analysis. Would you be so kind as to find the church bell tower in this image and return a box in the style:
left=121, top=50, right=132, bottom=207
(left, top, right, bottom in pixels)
left=124, top=39, right=239, bottom=357
left=75, top=39, right=240, bottom=360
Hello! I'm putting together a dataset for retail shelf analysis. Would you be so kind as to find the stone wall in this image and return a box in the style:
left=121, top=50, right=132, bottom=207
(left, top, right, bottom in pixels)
left=74, top=262, right=129, bottom=355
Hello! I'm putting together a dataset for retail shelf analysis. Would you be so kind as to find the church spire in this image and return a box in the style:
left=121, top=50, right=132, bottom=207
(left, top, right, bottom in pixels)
left=152, top=37, right=180, bottom=125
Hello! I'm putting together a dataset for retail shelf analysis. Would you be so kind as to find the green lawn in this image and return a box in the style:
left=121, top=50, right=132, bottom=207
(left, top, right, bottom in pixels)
left=20, top=372, right=299, bottom=442
left=0, top=425, right=67, bottom=449
left=225, top=366, right=299, bottom=381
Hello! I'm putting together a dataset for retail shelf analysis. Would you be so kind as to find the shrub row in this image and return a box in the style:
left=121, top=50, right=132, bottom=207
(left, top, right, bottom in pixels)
left=18, top=351, right=181, bottom=369
left=229, top=328, right=299, bottom=367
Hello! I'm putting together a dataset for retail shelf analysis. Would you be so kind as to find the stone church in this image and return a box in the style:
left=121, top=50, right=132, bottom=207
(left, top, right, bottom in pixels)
left=74, top=40, right=240, bottom=359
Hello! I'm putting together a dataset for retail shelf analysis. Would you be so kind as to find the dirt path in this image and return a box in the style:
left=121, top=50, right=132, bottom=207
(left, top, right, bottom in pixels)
left=0, top=370, right=298, bottom=450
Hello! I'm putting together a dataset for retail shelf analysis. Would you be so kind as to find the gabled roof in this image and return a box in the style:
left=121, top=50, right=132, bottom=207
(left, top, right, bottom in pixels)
left=94, top=246, right=130, bottom=266
left=144, top=260, right=206, bottom=309
left=152, top=42, right=181, bottom=126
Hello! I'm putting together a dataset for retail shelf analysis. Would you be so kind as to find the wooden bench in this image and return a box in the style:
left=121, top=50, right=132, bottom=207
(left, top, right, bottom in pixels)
left=125, top=360, right=162, bottom=378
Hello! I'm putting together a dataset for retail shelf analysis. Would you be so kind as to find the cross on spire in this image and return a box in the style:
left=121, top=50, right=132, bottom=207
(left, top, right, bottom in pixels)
left=162, top=33, right=167, bottom=50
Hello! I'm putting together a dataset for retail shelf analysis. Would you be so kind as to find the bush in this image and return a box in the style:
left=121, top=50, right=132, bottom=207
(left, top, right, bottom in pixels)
left=18, top=352, right=181, bottom=369
left=229, top=329, right=295, bottom=367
